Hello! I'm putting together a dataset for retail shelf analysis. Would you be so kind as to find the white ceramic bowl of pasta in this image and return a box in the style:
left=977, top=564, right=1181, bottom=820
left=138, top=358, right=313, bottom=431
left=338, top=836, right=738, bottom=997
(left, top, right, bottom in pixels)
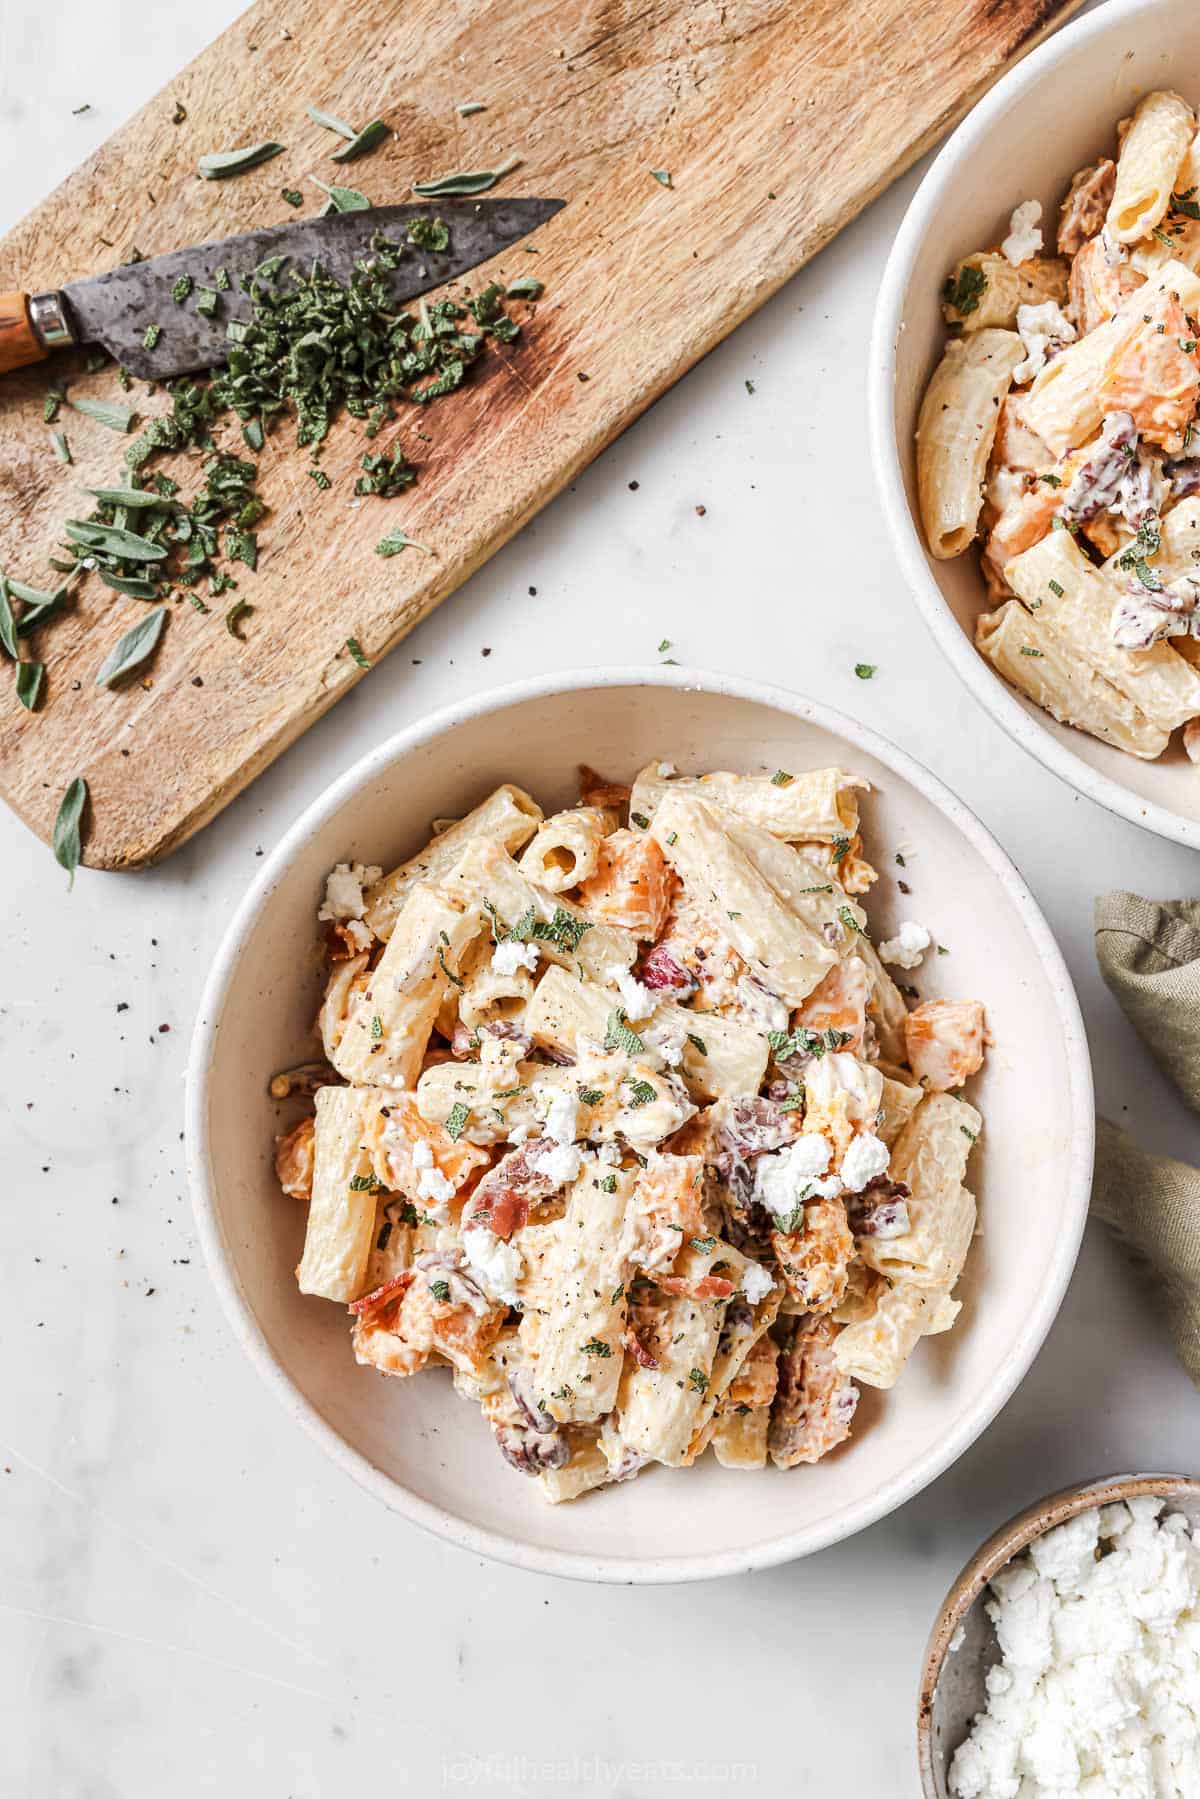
left=186, top=668, right=1092, bottom=1582
left=870, top=0, right=1200, bottom=849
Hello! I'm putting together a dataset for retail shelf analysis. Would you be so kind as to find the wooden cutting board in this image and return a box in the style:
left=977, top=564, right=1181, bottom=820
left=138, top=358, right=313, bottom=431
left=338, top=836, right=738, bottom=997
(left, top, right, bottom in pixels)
left=0, top=0, right=1084, bottom=869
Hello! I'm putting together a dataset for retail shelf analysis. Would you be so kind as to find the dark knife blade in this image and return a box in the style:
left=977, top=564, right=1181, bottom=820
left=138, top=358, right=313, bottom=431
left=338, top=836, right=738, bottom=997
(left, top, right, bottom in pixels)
left=58, top=198, right=564, bottom=381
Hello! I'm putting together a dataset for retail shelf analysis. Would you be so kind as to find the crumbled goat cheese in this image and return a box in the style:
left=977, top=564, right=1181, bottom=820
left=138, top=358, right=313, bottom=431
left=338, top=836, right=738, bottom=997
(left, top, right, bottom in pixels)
left=1001, top=199, right=1043, bottom=267
left=541, top=1088, right=578, bottom=1149
left=645, top=1024, right=687, bottom=1067
left=740, top=1262, right=775, bottom=1305
left=461, top=1227, right=524, bottom=1309
left=754, top=1136, right=843, bottom=1222
left=878, top=920, right=932, bottom=970
left=492, top=937, right=539, bottom=977
left=532, top=1141, right=583, bottom=1187
left=1013, top=300, right=1076, bottom=384
left=317, top=861, right=383, bottom=923
left=839, top=1132, right=891, bottom=1193
left=949, top=1497, right=1200, bottom=1799
left=410, top=1137, right=455, bottom=1216
left=616, top=971, right=656, bottom=1021
left=1015, top=304, right=1074, bottom=385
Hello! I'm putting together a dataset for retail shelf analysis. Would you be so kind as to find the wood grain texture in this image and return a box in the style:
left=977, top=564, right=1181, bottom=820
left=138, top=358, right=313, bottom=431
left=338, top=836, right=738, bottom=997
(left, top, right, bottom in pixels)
left=0, top=294, right=45, bottom=375
left=0, top=0, right=1084, bottom=868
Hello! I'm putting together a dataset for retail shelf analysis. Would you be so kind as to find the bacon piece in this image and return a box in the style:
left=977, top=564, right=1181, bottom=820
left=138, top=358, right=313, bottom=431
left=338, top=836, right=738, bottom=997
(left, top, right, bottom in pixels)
left=348, top=1271, right=415, bottom=1315
left=1057, top=157, right=1116, bottom=256
left=904, top=999, right=987, bottom=1092
left=578, top=763, right=631, bottom=810
left=623, top=1324, right=660, bottom=1369
left=274, top=1115, right=315, bottom=1200
left=655, top=1273, right=735, bottom=1300
left=462, top=1138, right=561, bottom=1238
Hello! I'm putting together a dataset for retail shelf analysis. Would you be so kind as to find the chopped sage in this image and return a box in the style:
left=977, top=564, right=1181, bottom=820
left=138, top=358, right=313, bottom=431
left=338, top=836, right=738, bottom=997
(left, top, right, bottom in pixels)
left=281, top=187, right=304, bottom=208
left=69, top=396, right=136, bottom=433
left=310, top=177, right=371, bottom=213
left=375, top=528, right=431, bottom=557
left=51, top=432, right=72, bottom=464
left=305, top=103, right=357, bottom=140
left=507, top=276, right=544, bottom=300
left=332, top=119, right=389, bottom=163
left=346, top=636, right=371, bottom=669
left=455, top=101, right=487, bottom=116
left=225, top=599, right=254, bottom=638
left=197, top=141, right=285, bottom=179
left=413, top=153, right=520, bottom=197
left=15, top=661, right=44, bottom=710
left=650, top=168, right=672, bottom=187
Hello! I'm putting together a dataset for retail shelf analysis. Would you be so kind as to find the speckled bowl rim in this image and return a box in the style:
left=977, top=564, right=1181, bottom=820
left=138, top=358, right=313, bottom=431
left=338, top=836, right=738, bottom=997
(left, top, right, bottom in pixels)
left=185, top=665, right=1093, bottom=1584
left=868, top=0, right=1200, bottom=851
left=917, top=1471, right=1200, bottom=1795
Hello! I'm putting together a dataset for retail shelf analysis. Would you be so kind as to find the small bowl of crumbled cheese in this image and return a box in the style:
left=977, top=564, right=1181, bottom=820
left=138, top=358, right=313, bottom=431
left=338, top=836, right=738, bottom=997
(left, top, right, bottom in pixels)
left=918, top=1472, right=1200, bottom=1798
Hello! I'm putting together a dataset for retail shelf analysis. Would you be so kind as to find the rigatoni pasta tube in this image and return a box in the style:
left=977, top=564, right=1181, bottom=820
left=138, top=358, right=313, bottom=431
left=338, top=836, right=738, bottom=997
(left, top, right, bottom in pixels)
left=629, top=761, right=866, bottom=843
left=363, top=784, right=542, bottom=940
left=976, top=601, right=1169, bottom=758
left=517, top=807, right=613, bottom=892
left=297, top=1087, right=383, bottom=1302
left=332, top=882, right=480, bottom=1087
left=1106, top=89, right=1195, bottom=245
left=533, top=1162, right=634, bottom=1424
left=650, top=795, right=836, bottom=1005
left=916, top=329, right=1023, bottom=558
left=858, top=1092, right=980, bottom=1290
left=1003, top=530, right=1200, bottom=733
left=440, top=837, right=638, bottom=985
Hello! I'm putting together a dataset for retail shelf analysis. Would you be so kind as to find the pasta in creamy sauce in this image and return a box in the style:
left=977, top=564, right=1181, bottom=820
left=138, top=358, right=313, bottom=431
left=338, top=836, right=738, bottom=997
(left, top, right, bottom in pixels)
left=271, top=764, right=987, bottom=1502
left=917, top=89, right=1200, bottom=767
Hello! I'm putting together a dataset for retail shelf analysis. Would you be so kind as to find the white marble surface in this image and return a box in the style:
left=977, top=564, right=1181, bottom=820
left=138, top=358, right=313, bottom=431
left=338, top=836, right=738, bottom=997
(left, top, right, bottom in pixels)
left=2, top=2, right=1198, bottom=1794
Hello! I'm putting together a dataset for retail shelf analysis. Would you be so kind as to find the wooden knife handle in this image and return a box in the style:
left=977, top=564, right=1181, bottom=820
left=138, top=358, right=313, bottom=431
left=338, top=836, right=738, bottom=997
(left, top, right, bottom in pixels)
left=0, top=293, right=48, bottom=374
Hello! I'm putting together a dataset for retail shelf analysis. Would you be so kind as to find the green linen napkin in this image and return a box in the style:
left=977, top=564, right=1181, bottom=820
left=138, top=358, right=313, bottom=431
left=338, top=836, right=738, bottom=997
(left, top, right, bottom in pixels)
left=1094, top=893, right=1200, bottom=1387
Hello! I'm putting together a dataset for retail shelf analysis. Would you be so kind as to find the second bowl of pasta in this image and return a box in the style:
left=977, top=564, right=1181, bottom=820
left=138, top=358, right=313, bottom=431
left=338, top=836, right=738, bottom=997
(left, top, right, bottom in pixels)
left=187, top=668, right=1091, bottom=1581
left=871, top=0, right=1200, bottom=848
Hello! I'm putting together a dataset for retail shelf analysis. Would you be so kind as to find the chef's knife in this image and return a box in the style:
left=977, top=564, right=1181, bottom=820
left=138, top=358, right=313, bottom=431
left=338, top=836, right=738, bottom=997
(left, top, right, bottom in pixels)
left=0, top=197, right=564, bottom=382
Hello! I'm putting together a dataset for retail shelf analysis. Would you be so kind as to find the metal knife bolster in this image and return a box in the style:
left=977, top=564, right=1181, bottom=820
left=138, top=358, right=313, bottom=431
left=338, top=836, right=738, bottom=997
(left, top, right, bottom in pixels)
left=28, top=292, right=75, bottom=351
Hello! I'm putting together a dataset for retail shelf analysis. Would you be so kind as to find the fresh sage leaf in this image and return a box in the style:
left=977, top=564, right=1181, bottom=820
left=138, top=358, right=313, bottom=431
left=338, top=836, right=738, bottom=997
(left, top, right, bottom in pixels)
left=97, top=571, right=162, bottom=599
left=16, top=661, right=44, bottom=710
left=53, top=776, right=88, bottom=884
left=51, top=431, right=72, bottom=463
left=310, top=177, right=371, bottom=213
left=81, top=484, right=179, bottom=510
left=455, top=101, right=487, bottom=117
left=95, top=606, right=166, bottom=687
left=305, top=103, right=357, bottom=141
left=0, top=575, right=17, bottom=659
left=69, top=396, right=137, bottom=433
left=412, top=153, right=520, bottom=197
left=332, top=118, right=388, bottom=163
left=197, top=141, right=285, bottom=180
left=8, top=578, right=70, bottom=633
left=506, top=276, right=544, bottom=300
left=242, top=418, right=264, bottom=451
left=64, top=520, right=169, bottom=561
left=375, top=528, right=431, bottom=557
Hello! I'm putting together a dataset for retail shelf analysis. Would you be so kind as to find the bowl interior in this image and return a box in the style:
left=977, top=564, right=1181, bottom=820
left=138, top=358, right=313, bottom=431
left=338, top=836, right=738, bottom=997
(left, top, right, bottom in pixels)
left=193, top=677, right=1090, bottom=1576
left=922, top=1475, right=1200, bottom=1796
left=882, top=0, right=1200, bottom=840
